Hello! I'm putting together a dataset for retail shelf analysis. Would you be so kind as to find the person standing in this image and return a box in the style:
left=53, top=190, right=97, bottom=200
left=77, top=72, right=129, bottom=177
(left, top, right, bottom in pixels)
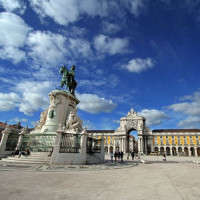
left=110, top=152, right=113, bottom=163
left=118, top=151, right=121, bottom=160
left=114, top=152, right=117, bottom=162
left=163, top=153, right=166, bottom=161
left=121, top=151, right=124, bottom=162
left=131, top=152, right=134, bottom=160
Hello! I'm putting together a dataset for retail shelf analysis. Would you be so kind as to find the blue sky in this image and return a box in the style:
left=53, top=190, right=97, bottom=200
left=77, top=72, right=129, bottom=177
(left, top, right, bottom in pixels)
left=0, top=0, right=200, bottom=130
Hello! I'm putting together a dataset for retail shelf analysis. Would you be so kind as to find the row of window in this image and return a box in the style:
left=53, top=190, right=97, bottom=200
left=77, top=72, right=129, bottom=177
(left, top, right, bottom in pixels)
left=156, top=136, right=200, bottom=139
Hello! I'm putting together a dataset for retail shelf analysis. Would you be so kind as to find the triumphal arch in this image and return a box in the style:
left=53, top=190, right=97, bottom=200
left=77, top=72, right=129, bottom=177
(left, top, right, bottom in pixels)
left=114, top=108, right=153, bottom=154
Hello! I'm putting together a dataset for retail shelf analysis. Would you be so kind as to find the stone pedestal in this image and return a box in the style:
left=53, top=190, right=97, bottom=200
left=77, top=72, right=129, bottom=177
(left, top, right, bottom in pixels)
left=51, top=128, right=89, bottom=165
left=40, top=90, right=79, bottom=133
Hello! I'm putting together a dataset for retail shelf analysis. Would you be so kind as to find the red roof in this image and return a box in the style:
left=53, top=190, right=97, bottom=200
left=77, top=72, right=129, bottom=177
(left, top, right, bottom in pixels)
left=0, top=122, right=7, bottom=128
left=0, top=122, right=15, bottom=128
left=87, top=130, right=115, bottom=133
left=153, top=129, right=200, bottom=133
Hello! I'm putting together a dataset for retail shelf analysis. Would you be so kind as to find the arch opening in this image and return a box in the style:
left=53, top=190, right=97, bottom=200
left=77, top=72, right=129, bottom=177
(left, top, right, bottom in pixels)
left=127, top=129, right=138, bottom=153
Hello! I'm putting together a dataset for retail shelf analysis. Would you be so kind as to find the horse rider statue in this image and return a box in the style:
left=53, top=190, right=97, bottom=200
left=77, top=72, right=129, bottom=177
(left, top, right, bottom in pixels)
left=59, top=65, right=77, bottom=95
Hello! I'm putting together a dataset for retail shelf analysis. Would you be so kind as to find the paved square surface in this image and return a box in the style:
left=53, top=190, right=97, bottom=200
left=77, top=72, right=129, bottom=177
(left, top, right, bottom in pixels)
left=0, top=156, right=200, bottom=200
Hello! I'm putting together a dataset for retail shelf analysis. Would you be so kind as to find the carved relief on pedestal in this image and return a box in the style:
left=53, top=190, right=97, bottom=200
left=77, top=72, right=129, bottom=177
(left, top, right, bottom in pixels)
left=35, top=109, right=48, bottom=130
left=48, top=109, right=56, bottom=119
left=65, top=108, right=83, bottom=133
left=46, top=92, right=62, bottom=121
left=49, top=92, right=62, bottom=109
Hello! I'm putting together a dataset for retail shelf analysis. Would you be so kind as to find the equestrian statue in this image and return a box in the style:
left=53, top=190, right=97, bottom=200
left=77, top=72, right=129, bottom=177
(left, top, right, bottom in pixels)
left=59, top=65, right=77, bottom=95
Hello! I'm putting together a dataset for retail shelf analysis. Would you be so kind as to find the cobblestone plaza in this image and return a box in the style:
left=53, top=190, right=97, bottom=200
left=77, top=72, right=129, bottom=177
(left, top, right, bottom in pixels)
left=0, top=156, right=200, bottom=200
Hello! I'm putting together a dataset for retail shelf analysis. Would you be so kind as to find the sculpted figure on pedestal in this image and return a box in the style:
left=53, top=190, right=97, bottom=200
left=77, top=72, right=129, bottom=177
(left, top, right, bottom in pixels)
left=66, top=111, right=74, bottom=130
left=35, top=110, right=48, bottom=130
left=49, top=93, right=62, bottom=108
left=81, top=127, right=88, bottom=135
left=65, top=108, right=83, bottom=132
left=127, top=108, right=138, bottom=117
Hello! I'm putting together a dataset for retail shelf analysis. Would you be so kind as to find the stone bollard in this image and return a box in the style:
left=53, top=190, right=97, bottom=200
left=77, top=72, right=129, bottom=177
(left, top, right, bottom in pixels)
left=0, top=125, right=11, bottom=157
left=101, top=134, right=105, bottom=162
left=51, top=130, right=62, bottom=163
left=80, top=127, right=88, bottom=155
left=79, top=127, right=88, bottom=164
left=16, top=127, right=28, bottom=150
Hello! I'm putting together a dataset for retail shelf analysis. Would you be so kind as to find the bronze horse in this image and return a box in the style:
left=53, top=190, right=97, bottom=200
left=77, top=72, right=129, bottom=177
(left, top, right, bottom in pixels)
left=59, top=65, right=77, bottom=95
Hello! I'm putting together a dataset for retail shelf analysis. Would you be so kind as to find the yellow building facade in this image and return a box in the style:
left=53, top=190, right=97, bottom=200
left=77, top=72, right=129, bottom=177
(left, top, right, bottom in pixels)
left=153, top=129, right=200, bottom=156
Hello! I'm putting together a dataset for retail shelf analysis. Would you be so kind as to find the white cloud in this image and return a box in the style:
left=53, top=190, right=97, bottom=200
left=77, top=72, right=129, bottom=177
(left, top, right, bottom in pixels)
left=78, top=0, right=110, bottom=17
left=83, top=120, right=95, bottom=129
left=9, top=117, right=28, bottom=123
left=0, top=92, right=21, bottom=111
left=169, top=102, right=200, bottom=116
left=16, top=81, right=53, bottom=115
left=94, top=34, right=129, bottom=55
left=67, top=26, right=87, bottom=37
left=29, top=0, right=145, bottom=26
left=0, top=81, right=51, bottom=115
left=0, top=12, right=31, bottom=63
left=78, top=80, right=106, bottom=88
left=168, top=91, right=200, bottom=128
left=112, top=120, right=120, bottom=124
left=177, top=116, right=200, bottom=129
left=78, top=75, right=119, bottom=90
left=77, top=93, right=117, bottom=114
left=122, top=0, right=146, bottom=17
left=29, top=0, right=112, bottom=26
left=138, top=109, right=169, bottom=126
left=122, top=57, right=155, bottom=73
left=27, top=31, right=68, bottom=67
left=0, top=0, right=26, bottom=14
left=0, top=12, right=30, bottom=47
left=30, top=0, right=80, bottom=26
left=26, top=31, right=92, bottom=67
left=0, top=47, right=26, bottom=64
left=68, top=38, right=92, bottom=58
left=102, top=21, right=121, bottom=34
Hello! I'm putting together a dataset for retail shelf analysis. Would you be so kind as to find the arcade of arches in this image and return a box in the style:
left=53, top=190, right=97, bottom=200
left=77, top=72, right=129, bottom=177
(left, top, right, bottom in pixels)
left=88, top=108, right=200, bottom=157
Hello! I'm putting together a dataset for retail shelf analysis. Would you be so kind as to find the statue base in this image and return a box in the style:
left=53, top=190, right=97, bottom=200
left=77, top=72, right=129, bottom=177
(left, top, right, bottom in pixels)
left=39, top=90, right=79, bottom=133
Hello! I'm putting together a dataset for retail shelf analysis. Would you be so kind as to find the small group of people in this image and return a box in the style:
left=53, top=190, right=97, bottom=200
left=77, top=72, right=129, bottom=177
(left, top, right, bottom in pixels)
left=11, top=149, right=30, bottom=158
left=110, top=151, right=124, bottom=162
